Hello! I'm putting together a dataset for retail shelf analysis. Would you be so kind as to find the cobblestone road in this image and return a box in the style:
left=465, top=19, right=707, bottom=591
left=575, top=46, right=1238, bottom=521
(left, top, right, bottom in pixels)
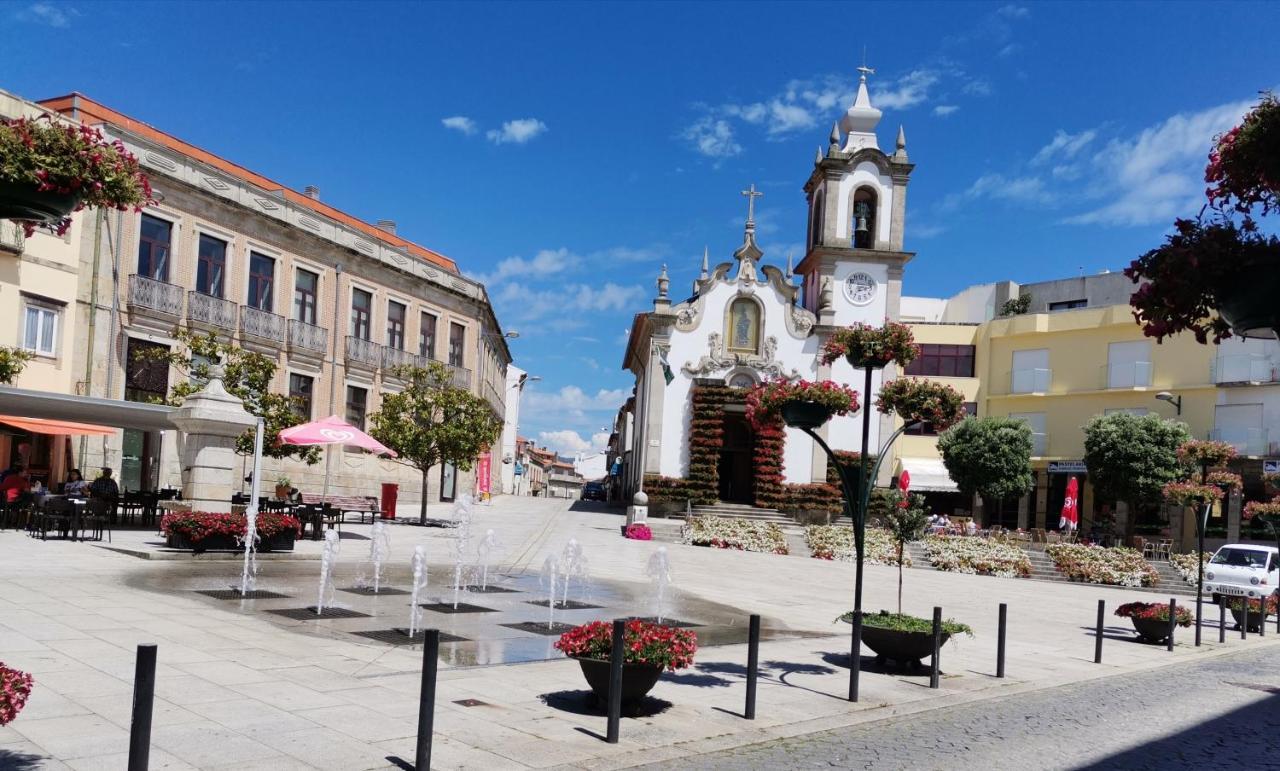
left=648, top=647, right=1280, bottom=770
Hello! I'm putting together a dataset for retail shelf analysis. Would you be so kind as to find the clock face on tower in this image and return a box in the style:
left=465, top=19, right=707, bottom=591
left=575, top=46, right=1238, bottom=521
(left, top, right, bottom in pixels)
left=844, top=271, right=878, bottom=306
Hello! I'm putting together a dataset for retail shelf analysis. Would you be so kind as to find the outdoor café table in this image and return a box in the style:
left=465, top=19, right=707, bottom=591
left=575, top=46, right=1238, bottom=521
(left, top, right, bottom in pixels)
left=37, top=496, right=87, bottom=540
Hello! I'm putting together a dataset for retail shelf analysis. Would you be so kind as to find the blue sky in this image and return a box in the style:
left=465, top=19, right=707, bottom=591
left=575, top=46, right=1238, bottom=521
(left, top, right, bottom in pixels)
left=4, top=0, right=1278, bottom=453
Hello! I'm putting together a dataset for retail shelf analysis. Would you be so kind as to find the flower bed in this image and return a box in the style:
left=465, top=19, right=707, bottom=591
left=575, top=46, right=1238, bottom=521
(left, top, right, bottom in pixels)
left=804, top=525, right=907, bottom=566
left=160, top=510, right=302, bottom=546
left=921, top=535, right=1031, bottom=578
left=1225, top=595, right=1279, bottom=615
left=841, top=610, right=973, bottom=637
left=1045, top=543, right=1159, bottom=587
left=1169, top=551, right=1214, bottom=586
left=1115, top=601, right=1194, bottom=627
left=554, top=619, right=697, bottom=671
left=1, top=663, right=33, bottom=726
left=682, top=516, right=788, bottom=555
left=623, top=523, right=652, bottom=541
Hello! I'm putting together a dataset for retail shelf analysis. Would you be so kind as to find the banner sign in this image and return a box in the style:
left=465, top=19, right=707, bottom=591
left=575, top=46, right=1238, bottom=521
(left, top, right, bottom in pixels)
left=1048, top=461, right=1087, bottom=474
left=477, top=453, right=491, bottom=493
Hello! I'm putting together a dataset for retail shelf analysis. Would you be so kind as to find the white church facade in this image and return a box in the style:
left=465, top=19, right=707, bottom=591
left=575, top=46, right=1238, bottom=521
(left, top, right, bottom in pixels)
left=613, top=68, right=926, bottom=510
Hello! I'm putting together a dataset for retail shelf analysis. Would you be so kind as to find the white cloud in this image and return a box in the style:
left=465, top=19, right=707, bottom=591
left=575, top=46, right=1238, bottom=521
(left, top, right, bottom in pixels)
left=872, top=69, right=940, bottom=111
left=536, top=430, right=610, bottom=455
left=476, top=247, right=579, bottom=286
left=945, top=173, right=1053, bottom=209
left=1031, top=129, right=1097, bottom=166
left=15, top=2, right=74, bottom=27
left=1065, top=98, right=1253, bottom=226
left=997, top=4, right=1030, bottom=18
left=486, top=118, right=548, bottom=145
left=441, top=116, right=477, bottom=135
left=495, top=281, right=644, bottom=322
left=682, top=116, right=742, bottom=159
left=933, top=105, right=959, bottom=117
left=998, top=43, right=1021, bottom=58
left=962, top=79, right=993, bottom=97
left=526, top=386, right=629, bottom=415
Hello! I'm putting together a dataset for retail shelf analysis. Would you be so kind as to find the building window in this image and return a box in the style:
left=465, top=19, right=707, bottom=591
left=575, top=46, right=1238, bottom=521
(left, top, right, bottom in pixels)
left=289, top=373, right=313, bottom=422
left=124, top=338, right=170, bottom=403
left=1009, top=411, right=1048, bottom=456
left=905, top=402, right=977, bottom=436
left=809, top=190, right=825, bottom=250
left=387, top=301, right=406, bottom=350
left=852, top=187, right=877, bottom=249
left=1048, top=299, right=1087, bottom=311
left=22, top=302, right=59, bottom=356
left=420, top=312, right=438, bottom=359
left=351, top=288, right=372, bottom=340
left=726, top=298, right=761, bottom=353
left=449, top=322, right=466, bottom=368
left=905, top=344, right=976, bottom=378
left=1106, top=341, right=1152, bottom=388
left=1011, top=348, right=1051, bottom=393
left=137, top=214, right=171, bottom=281
left=345, top=385, right=368, bottom=430
left=247, top=252, right=275, bottom=312
left=294, top=269, right=319, bottom=325
left=196, top=233, right=227, bottom=297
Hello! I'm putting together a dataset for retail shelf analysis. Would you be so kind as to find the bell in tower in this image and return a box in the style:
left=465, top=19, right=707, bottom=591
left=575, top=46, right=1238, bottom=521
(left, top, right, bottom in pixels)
left=852, top=190, right=877, bottom=249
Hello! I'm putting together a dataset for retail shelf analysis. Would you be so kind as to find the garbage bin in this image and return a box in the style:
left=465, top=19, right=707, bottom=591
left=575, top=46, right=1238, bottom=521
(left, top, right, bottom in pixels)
left=380, top=482, right=398, bottom=519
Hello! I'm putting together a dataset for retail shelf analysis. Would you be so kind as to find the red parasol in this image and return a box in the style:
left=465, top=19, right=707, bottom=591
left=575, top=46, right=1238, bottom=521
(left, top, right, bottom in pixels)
left=1059, top=476, right=1079, bottom=530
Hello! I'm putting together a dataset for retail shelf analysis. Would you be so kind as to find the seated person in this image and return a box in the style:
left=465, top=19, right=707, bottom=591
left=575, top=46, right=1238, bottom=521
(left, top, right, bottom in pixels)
left=64, top=469, right=89, bottom=497
left=285, top=486, right=303, bottom=504
left=0, top=466, right=32, bottom=506
left=937, top=514, right=951, bottom=529
left=964, top=519, right=977, bottom=536
left=89, top=467, right=120, bottom=501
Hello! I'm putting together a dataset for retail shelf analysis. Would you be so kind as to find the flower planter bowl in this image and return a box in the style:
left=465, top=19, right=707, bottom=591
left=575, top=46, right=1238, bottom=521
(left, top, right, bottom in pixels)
left=258, top=530, right=297, bottom=552
left=575, top=658, right=664, bottom=708
left=846, top=620, right=949, bottom=668
left=1216, top=263, right=1280, bottom=340
left=165, top=532, right=240, bottom=554
left=780, top=400, right=835, bottom=430
left=1229, top=607, right=1269, bottom=633
left=0, top=179, right=81, bottom=224
left=1130, top=616, right=1172, bottom=644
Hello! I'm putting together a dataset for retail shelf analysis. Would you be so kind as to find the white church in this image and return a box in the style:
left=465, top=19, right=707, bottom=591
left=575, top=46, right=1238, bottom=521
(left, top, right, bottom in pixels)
left=613, top=68, right=920, bottom=509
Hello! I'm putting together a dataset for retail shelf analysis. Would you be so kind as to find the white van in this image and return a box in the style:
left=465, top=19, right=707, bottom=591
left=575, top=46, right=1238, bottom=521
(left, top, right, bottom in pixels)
left=1204, top=543, right=1280, bottom=604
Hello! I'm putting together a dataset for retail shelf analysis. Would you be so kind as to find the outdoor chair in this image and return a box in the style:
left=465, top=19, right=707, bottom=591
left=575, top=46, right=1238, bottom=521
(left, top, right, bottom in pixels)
left=1139, top=537, right=1155, bottom=559
left=1157, top=540, right=1173, bottom=561
left=83, top=499, right=112, bottom=543
left=36, top=498, right=77, bottom=541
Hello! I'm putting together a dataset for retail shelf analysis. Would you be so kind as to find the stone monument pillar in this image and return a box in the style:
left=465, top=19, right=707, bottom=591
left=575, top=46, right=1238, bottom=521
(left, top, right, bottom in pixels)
left=167, top=363, right=257, bottom=513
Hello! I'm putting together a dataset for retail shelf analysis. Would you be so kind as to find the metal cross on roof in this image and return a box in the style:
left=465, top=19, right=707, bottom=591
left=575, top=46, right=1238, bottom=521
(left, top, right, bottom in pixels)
left=741, top=183, right=763, bottom=225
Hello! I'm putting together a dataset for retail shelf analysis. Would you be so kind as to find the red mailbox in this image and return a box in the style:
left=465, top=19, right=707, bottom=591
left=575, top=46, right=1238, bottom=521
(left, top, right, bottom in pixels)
left=380, top=482, right=398, bottom=519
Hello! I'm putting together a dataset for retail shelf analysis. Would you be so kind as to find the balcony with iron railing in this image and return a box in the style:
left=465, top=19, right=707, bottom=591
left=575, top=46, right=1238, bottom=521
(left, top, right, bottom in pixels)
left=188, top=291, right=237, bottom=332
left=239, top=305, right=285, bottom=348
left=127, top=274, right=184, bottom=319
left=287, top=319, right=328, bottom=359
left=484, top=379, right=506, bottom=416
left=1211, top=354, right=1279, bottom=385
left=382, top=346, right=418, bottom=377
left=1209, top=427, right=1271, bottom=457
left=444, top=360, right=472, bottom=389
left=1011, top=367, right=1052, bottom=395
left=345, top=335, right=382, bottom=370
left=1101, top=360, right=1153, bottom=389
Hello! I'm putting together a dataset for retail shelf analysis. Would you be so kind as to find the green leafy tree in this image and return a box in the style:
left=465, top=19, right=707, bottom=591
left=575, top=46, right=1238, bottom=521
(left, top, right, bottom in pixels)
left=1082, top=412, right=1190, bottom=541
left=146, top=329, right=320, bottom=464
left=882, top=490, right=930, bottom=614
left=0, top=346, right=34, bottom=384
left=368, top=362, right=503, bottom=524
left=937, top=416, right=1034, bottom=524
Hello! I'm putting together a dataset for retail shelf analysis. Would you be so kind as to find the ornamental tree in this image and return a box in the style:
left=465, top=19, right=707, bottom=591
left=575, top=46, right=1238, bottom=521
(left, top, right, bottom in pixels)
left=1082, top=412, right=1191, bottom=541
left=368, top=362, right=502, bottom=524
left=937, top=416, right=1034, bottom=523
left=882, top=490, right=929, bottom=614
left=148, top=330, right=320, bottom=464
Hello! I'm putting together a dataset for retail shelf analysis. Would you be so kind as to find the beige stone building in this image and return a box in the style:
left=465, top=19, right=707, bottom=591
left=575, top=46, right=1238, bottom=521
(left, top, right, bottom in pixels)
left=18, top=92, right=509, bottom=508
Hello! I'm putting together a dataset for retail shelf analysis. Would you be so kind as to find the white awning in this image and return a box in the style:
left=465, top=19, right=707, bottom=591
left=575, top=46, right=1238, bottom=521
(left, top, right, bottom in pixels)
left=898, top=457, right=958, bottom=492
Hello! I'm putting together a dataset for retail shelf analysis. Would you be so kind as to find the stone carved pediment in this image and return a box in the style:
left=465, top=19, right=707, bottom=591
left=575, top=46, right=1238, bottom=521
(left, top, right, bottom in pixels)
left=681, top=334, right=800, bottom=381
left=673, top=294, right=704, bottom=332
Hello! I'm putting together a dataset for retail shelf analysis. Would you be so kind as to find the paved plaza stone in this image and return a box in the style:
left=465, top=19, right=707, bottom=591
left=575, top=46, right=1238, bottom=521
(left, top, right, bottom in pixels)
left=1, top=496, right=1277, bottom=770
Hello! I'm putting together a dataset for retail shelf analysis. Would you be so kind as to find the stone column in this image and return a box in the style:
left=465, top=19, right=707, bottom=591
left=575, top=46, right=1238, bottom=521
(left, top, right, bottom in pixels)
left=167, top=363, right=258, bottom=513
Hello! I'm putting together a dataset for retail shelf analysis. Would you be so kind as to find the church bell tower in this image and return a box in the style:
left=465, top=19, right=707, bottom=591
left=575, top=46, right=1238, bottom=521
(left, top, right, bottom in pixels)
left=795, top=65, right=915, bottom=327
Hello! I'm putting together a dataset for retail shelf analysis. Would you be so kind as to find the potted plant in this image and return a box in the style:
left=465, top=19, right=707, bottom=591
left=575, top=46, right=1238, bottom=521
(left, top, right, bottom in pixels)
left=1, top=116, right=153, bottom=236
left=274, top=475, right=292, bottom=500
left=1115, top=601, right=1193, bottom=644
left=1225, top=595, right=1278, bottom=633
left=254, top=511, right=303, bottom=552
left=0, top=662, right=33, bottom=726
left=1127, top=93, right=1280, bottom=341
left=161, top=511, right=243, bottom=552
left=1161, top=481, right=1225, bottom=510
left=745, top=378, right=860, bottom=431
left=554, top=619, right=697, bottom=708
left=623, top=523, right=652, bottom=541
left=875, top=378, right=968, bottom=431
left=819, top=321, right=919, bottom=370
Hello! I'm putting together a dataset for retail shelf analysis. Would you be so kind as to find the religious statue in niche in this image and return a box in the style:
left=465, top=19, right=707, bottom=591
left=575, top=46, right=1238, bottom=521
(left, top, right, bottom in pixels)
left=728, top=298, right=760, bottom=354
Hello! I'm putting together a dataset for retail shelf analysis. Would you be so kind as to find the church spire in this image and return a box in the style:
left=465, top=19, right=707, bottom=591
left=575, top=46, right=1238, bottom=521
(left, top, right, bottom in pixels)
left=840, top=64, right=882, bottom=151
left=699, top=246, right=709, bottom=280
left=893, top=124, right=909, bottom=162
left=785, top=251, right=794, bottom=279
left=733, top=183, right=764, bottom=269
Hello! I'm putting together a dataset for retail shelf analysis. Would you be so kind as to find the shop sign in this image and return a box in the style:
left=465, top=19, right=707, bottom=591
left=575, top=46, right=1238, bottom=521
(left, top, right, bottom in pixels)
left=1048, top=460, right=1088, bottom=474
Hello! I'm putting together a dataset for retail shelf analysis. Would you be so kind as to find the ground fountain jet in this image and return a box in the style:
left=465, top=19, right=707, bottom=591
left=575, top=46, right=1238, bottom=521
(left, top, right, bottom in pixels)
left=541, top=553, right=560, bottom=629
left=476, top=528, right=499, bottom=591
left=559, top=537, right=588, bottom=607
left=408, top=544, right=428, bottom=637
left=315, top=529, right=341, bottom=615
left=451, top=494, right=474, bottom=609
left=646, top=546, right=672, bottom=623
left=357, top=518, right=392, bottom=594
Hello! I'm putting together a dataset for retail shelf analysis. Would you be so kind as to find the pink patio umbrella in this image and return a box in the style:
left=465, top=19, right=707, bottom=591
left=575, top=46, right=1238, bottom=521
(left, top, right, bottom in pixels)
left=279, top=415, right=397, bottom=501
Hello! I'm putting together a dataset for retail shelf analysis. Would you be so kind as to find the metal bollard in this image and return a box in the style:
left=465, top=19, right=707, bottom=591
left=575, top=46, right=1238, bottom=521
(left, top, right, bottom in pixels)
left=415, top=629, right=440, bottom=771
left=1094, top=599, right=1105, bottom=664
left=996, top=603, right=1007, bottom=679
left=1260, top=600, right=1266, bottom=637
left=929, top=607, right=942, bottom=689
left=1166, top=598, right=1176, bottom=652
left=606, top=619, right=625, bottom=743
left=1219, top=601, right=1226, bottom=644
left=1242, top=601, right=1249, bottom=640
left=745, top=614, right=760, bottom=720
left=848, top=610, right=862, bottom=703
left=127, top=644, right=157, bottom=771
left=1195, top=596, right=1202, bottom=647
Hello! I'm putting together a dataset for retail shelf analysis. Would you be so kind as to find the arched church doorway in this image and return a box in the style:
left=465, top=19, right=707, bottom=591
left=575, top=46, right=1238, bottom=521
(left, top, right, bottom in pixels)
left=718, top=413, right=755, bottom=504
